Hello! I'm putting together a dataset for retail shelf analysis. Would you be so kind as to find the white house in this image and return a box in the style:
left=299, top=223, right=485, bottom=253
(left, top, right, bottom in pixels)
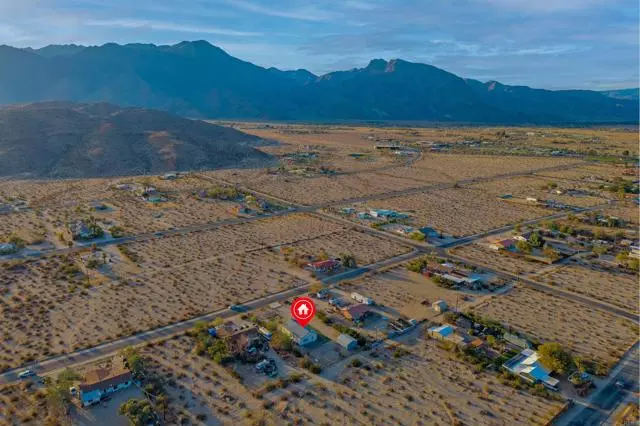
left=336, top=334, right=358, bottom=350
left=432, top=300, right=448, bottom=313
left=282, top=320, right=317, bottom=346
left=351, top=292, right=373, bottom=305
left=0, top=243, right=17, bottom=255
left=79, top=357, right=132, bottom=407
left=502, top=349, right=559, bottom=391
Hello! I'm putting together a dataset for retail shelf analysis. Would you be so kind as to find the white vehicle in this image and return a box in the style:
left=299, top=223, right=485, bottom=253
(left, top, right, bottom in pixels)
left=258, top=327, right=272, bottom=340
left=18, top=370, right=35, bottom=379
left=255, top=359, right=270, bottom=372
left=351, top=292, right=373, bottom=305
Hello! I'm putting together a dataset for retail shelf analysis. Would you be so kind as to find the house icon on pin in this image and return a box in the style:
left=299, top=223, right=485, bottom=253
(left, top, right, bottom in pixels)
left=297, top=303, right=309, bottom=316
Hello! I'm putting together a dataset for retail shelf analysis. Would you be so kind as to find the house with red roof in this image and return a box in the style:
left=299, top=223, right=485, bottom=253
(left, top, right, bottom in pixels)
left=305, top=259, right=341, bottom=273
left=79, top=356, right=132, bottom=407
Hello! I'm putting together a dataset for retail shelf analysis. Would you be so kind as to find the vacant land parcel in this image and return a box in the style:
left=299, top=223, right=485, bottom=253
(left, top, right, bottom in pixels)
left=473, top=285, right=638, bottom=366
left=539, top=265, right=639, bottom=314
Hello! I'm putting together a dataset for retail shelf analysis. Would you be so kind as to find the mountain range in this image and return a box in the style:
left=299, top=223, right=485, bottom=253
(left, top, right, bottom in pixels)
left=0, top=40, right=637, bottom=124
left=0, top=102, right=270, bottom=178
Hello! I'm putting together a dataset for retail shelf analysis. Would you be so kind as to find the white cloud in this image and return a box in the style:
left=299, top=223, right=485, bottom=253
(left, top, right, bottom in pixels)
left=85, top=19, right=262, bottom=36
left=223, top=0, right=337, bottom=21
left=484, top=0, right=608, bottom=12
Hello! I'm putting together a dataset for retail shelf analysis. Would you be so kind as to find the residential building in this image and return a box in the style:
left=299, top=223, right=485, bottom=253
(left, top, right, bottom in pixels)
left=630, top=245, right=640, bottom=259
left=336, top=334, right=358, bottom=350
left=79, top=357, right=132, bottom=407
left=305, top=259, right=341, bottom=273
left=489, top=239, right=516, bottom=251
left=0, top=243, right=17, bottom=255
left=282, top=320, right=317, bottom=346
left=381, top=223, right=415, bottom=235
left=351, top=292, right=373, bottom=305
left=341, top=304, right=373, bottom=322
left=432, top=300, right=448, bottom=313
left=419, top=227, right=440, bottom=238
left=369, top=209, right=395, bottom=218
left=427, top=324, right=473, bottom=348
left=503, top=332, right=531, bottom=351
left=69, top=221, right=97, bottom=240
left=502, top=349, right=559, bottom=390
left=215, top=321, right=262, bottom=355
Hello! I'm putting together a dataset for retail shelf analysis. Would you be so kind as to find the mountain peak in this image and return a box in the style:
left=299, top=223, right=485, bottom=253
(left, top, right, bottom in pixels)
left=170, top=40, right=229, bottom=57
left=366, top=58, right=388, bottom=71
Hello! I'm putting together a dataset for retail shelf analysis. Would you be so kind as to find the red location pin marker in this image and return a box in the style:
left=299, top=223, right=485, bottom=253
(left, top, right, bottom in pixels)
left=291, top=296, right=316, bottom=328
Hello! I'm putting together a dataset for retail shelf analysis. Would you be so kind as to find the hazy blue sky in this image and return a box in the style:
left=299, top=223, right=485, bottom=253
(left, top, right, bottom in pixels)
left=1, top=0, right=638, bottom=89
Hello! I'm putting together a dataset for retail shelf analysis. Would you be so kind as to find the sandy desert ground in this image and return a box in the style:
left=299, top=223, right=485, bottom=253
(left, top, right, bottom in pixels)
left=538, top=264, right=639, bottom=314
left=342, top=186, right=552, bottom=237
left=452, top=244, right=549, bottom=275
left=472, top=285, right=639, bottom=367
left=342, top=266, right=495, bottom=321
left=467, top=175, right=610, bottom=207
left=134, top=331, right=564, bottom=426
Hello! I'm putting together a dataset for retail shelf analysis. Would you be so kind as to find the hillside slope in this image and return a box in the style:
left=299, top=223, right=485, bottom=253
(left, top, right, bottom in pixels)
left=0, top=102, right=271, bottom=178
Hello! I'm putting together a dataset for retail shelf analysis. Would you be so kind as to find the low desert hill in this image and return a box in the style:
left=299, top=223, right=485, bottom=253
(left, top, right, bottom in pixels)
left=0, top=102, right=271, bottom=178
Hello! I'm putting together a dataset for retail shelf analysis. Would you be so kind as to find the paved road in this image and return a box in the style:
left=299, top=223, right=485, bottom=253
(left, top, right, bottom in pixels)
left=441, top=201, right=614, bottom=249
left=556, top=342, right=639, bottom=425
left=1, top=161, right=586, bottom=264
left=4, top=158, right=632, bottom=389
left=443, top=250, right=638, bottom=323
left=0, top=249, right=420, bottom=385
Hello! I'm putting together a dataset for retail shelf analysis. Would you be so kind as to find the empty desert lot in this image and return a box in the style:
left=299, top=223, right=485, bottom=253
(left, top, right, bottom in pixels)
left=343, top=267, right=490, bottom=320
left=0, top=213, right=410, bottom=370
left=125, top=213, right=410, bottom=270
left=0, top=248, right=309, bottom=370
left=473, top=285, right=638, bottom=366
left=453, top=243, right=548, bottom=275
left=539, top=265, right=639, bottom=314
left=208, top=169, right=435, bottom=205
left=322, top=341, right=564, bottom=426
left=375, top=154, right=582, bottom=183
left=345, top=186, right=551, bottom=237
left=467, top=175, right=609, bottom=207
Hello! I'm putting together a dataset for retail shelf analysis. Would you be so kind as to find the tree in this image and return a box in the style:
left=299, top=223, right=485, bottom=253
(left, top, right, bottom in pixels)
left=45, top=369, right=80, bottom=425
left=529, top=231, right=545, bottom=248
left=543, top=245, right=560, bottom=261
left=538, top=342, right=573, bottom=374
left=486, top=335, right=498, bottom=348
left=155, top=394, right=169, bottom=420
left=271, top=330, right=293, bottom=352
left=120, top=346, right=144, bottom=375
left=516, top=240, right=531, bottom=254
left=119, top=399, right=155, bottom=426
left=340, top=253, right=356, bottom=268
left=616, top=252, right=629, bottom=263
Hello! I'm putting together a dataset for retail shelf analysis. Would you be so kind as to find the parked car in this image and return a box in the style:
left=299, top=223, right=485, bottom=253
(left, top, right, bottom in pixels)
left=18, top=370, right=35, bottom=379
left=258, top=327, right=272, bottom=340
left=255, top=359, right=270, bottom=372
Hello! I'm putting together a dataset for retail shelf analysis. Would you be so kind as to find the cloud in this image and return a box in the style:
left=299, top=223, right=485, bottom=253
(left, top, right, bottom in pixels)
left=223, top=0, right=337, bottom=21
left=85, top=18, right=262, bottom=36
left=484, top=0, right=609, bottom=12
